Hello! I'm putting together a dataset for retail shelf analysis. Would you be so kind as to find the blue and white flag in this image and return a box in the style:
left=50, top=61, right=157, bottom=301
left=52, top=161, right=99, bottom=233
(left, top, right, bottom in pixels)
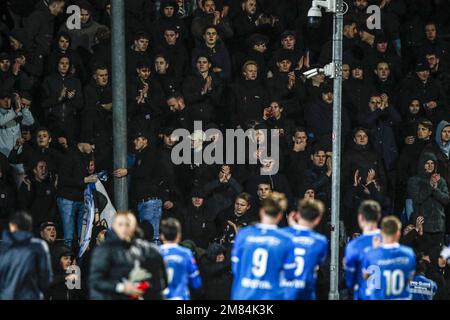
left=78, top=171, right=116, bottom=258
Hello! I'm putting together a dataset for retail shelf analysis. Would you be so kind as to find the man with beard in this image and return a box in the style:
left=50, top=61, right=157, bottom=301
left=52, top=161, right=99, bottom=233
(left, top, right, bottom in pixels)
left=191, top=0, right=233, bottom=44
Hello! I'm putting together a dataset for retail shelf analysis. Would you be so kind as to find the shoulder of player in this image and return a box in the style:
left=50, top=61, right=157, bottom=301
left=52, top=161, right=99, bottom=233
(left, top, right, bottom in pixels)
left=398, top=244, right=416, bottom=258
left=178, top=246, right=194, bottom=257
left=275, top=227, right=296, bottom=241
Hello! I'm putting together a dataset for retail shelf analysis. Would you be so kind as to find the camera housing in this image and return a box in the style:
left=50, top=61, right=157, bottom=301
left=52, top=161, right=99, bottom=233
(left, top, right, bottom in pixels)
left=307, top=0, right=337, bottom=28
left=307, top=6, right=322, bottom=28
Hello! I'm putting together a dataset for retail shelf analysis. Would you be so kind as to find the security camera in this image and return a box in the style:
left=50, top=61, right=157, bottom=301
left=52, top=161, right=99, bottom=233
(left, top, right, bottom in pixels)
left=303, top=62, right=336, bottom=79
left=303, top=67, right=324, bottom=79
left=307, top=5, right=322, bottom=28
left=307, top=0, right=337, bottom=28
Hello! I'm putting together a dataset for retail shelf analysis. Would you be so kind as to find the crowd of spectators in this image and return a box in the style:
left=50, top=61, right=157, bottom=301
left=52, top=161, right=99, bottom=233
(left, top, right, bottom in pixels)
left=1, top=0, right=450, bottom=299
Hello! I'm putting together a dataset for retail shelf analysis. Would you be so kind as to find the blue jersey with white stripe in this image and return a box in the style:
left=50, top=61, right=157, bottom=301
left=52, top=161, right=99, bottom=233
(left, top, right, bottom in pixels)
left=344, top=230, right=381, bottom=300
left=160, top=244, right=202, bottom=300
left=281, top=226, right=328, bottom=300
left=231, top=224, right=296, bottom=300
left=410, top=274, right=437, bottom=300
left=362, top=243, right=415, bottom=300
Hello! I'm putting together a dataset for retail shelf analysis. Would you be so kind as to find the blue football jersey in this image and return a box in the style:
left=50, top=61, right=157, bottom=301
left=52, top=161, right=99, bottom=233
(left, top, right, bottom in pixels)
left=231, top=224, right=296, bottom=300
left=344, top=230, right=381, bottom=300
left=362, top=243, right=416, bottom=300
left=410, top=274, right=437, bottom=300
left=160, top=244, right=202, bottom=300
left=281, top=226, right=328, bottom=300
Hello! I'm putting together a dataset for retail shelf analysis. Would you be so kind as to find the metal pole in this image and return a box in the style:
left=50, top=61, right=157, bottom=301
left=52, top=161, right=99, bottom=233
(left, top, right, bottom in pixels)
left=329, top=0, right=344, bottom=300
left=111, top=0, right=128, bottom=211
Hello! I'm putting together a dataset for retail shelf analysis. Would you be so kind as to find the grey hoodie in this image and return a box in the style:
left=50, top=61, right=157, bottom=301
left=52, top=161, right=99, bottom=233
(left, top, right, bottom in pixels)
left=408, top=152, right=450, bottom=233
left=435, top=120, right=450, bottom=158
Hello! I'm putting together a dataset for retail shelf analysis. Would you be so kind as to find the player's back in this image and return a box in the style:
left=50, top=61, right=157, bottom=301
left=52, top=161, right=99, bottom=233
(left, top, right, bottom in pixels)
left=344, top=230, right=381, bottom=300
left=410, top=274, right=437, bottom=300
left=160, top=244, right=196, bottom=300
left=281, top=226, right=328, bottom=300
left=363, top=244, right=416, bottom=300
left=231, top=224, right=296, bottom=300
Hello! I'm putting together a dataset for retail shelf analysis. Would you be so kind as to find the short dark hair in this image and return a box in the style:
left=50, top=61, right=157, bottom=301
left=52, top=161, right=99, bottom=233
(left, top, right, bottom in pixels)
left=134, top=31, right=150, bottom=41
left=202, top=0, right=215, bottom=6
left=376, top=60, right=390, bottom=68
left=298, top=199, right=324, bottom=222
left=294, top=127, right=307, bottom=135
left=257, top=182, right=272, bottom=190
left=203, top=25, right=218, bottom=35
left=418, top=119, right=433, bottom=131
left=381, top=216, right=401, bottom=236
left=358, top=200, right=381, bottom=222
left=260, top=198, right=281, bottom=218
left=57, top=32, right=71, bottom=43
left=160, top=218, right=181, bottom=241
left=166, top=91, right=183, bottom=101
left=35, top=127, right=52, bottom=137
left=353, top=127, right=369, bottom=138
left=9, top=211, right=33, bottom=232
left=78, top=0, right=93, bottom=12
left=93, top=64, right=108, bottom=72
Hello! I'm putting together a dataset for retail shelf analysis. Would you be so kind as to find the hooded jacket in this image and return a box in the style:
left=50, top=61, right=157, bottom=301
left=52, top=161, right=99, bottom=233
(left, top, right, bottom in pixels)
left=201, top=243, right=232, bottom=300
left=0, top=104, right=35, bottom=158
left=0, top=230, right=53, bottom=300
left=422, top=120, right=450, bottom=186
left=408, top=152, right=450, bottom=233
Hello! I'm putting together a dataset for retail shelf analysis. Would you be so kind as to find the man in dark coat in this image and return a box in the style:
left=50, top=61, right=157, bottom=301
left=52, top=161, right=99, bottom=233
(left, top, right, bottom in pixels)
left=0, top=212, right=53, bottom=300
left=82, top=65, right=113, bottom=172
left=191, top=25, right=232, bottom=80
left=399, top=60, right=448, bottom=126
left=23, top=0, right=65, bottom=56
left=89, top=213, right=167, bottom=300
left=182, top=54, right=224, bottom=124
left=408, top=152, right=450, bottom=254
left=18, top=159, right=57, bottom=233
left=41, top=55, right=83, bottom=144
left=57, top=139, right=96, bottom=249
left=114, top=131, right=170, bottom=244
left=229, top=61, right=269, bottom=129
left=181, top=188, right=222, bottom=250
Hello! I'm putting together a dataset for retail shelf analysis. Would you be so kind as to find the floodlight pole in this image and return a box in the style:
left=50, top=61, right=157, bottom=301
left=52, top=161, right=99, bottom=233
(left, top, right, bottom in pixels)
left=329, top=0, right=344, bottom=300
left=111, top=0, right=128, bottom=211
